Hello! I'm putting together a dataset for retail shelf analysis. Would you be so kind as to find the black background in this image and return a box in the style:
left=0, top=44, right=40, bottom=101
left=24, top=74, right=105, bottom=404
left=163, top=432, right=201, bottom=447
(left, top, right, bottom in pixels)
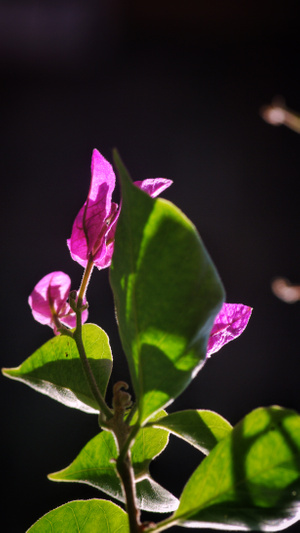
left=1, top=1, right=300, bottom=531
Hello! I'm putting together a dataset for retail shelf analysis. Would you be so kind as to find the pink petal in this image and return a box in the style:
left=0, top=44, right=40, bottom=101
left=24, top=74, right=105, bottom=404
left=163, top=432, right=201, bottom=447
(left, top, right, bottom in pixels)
left=207, top=303, right=252, bottom=357
left=57, top=308, right=77, bottom=329
left=67, top=149, right=116, bottom=267
left=93, top=178, right=173, bottom=269
left=60, top=299, right=88, bottom=329
left=93, top=239, right=115, bottom=270
left=68, top=154, right=173, bottom=271
left=134, top=178, right=173, bottom=198
left=28, top=272, right=71, bottom=326
left=92, top=201, right=119, bottom=269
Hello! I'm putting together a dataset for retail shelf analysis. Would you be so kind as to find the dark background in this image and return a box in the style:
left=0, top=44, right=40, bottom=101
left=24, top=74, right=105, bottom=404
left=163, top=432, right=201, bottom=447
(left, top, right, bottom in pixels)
left=1, top=1, right=300, bottom=531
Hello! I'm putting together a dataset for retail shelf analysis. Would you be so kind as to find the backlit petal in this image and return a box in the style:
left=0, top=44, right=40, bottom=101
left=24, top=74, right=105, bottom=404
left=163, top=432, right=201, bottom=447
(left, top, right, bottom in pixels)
left=134, top=178, right=173, bottom=198
left=207, top=303, right=252, bottom=357
left=28, top=272, right=71, bottom=326
left=68, top=149, right=116, bottom=267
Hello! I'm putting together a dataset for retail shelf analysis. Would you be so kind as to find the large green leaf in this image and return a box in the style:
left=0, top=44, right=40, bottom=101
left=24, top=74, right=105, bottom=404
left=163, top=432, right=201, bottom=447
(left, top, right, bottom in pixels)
left=49, top=418, right=178, bottom=513
left=2, top=324, right=112, bottom=413
left=110, top=151, right=225, bottom=423
left=150, top=409, right=232, bottom=454
left=27, top=499, right=129, bottom=532
left=163, top=406, right=300, bottom=531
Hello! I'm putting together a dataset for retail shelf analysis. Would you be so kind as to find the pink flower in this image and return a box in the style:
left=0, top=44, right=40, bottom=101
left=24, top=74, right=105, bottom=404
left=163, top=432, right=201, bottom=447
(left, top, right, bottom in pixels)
left=207, top=303, right=252, bottom=357
left=67, top=149, right=172, bottom=270
left=28, top=271, right=88, bottom=333
left=134, top=178, right=173, bottom=198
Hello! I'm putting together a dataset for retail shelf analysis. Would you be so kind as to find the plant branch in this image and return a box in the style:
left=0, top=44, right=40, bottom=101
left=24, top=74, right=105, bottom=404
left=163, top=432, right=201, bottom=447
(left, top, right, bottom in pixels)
left=63, top=260, right=113, bottom=420
left=69, top=273, right=113, bottom=420
left=106, top=382, right=143, bottom=532
left=117, top=453, right=141, bottom=533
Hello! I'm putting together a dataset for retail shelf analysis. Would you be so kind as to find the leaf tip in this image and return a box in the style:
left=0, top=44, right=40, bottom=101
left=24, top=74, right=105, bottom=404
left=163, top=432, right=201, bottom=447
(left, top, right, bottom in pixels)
left=2, top=367, right=18, bottom=379
left=112, top=149, right=134, bottom=191
left=47, top=470, right=64, bottom=482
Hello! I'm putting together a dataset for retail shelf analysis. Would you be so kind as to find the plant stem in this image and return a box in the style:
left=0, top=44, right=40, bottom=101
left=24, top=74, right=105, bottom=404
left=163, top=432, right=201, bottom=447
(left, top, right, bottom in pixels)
left=73, top=318, right=113, bottom=420
left=117, top=453, right=141, bottom=533
left=69, top=259, right=113, bottom=419
left=76, top=263, right=142, bottom=530
left=106, top=382, right=142, bottom=532
left=77, top=257, right=94, bottom=307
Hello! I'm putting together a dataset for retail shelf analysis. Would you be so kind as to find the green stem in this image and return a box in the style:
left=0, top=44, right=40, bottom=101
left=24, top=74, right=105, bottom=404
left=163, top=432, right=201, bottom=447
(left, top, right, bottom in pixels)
left=70, top=259, right=113, bottom=420
left=73, top=315, right=112, bottom=420
left=106, top=382, right=142, bottom=532
left=77, top=257, right=94, bottom=307
left=143, top=515, right=179, bottom=533
left=119, top=422, right=140, bottom=465
left=117, top=453, right=142, bottom=533
left=125, top=402, right=138, bottom=426
left=75, top=263, right=143, bottom=530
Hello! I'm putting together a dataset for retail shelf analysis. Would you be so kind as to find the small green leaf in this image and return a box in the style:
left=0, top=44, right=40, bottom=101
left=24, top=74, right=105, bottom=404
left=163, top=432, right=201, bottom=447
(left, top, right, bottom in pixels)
left=49, top=421, right=178, bottom=513
left=151, top=409, right=232, bottom=454
left=27, top=499, right=129, bottom=532
left=110, top=151, right=225, bottom=423
left=135, top=477, right=178, bottom=513
left=2, top=324, right=112, bottom=413
left=132, top=410, right=170, bottom=478
left=169, top=406, right=300, bottom=531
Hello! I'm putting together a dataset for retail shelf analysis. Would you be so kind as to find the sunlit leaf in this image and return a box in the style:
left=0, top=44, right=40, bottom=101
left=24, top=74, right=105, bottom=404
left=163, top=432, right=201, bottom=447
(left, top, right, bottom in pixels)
left=168, top=406, right=300, bottom=531
left=151, top=409, right=232, bottom=454
left=2, top=324, right=112, bottom=413
left=27, top=499, right=129, bottom=532
left=110, top=151, right=225, bottom=423
left=132, top=410, right=170, bottom=478
left=49, top=417, right=178, bottom=513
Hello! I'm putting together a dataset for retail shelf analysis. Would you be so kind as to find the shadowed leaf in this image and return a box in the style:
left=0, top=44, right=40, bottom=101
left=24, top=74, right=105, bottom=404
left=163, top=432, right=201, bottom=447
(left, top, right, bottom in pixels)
left=168, top=406, right=300, bottom=531
left=151, top=409, right=232, bottom=454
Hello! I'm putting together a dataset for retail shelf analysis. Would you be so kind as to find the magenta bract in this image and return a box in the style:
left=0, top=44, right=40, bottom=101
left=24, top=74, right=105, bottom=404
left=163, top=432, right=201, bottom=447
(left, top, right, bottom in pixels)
left=67, top=150, right=117, bottom=269
left=28, top=271, right=88, bottom=333
left=207, top=303, right=252, bottom=357
left=134, top=178, right=173, bottom=198
left=67, top=149, right=172, bottom=270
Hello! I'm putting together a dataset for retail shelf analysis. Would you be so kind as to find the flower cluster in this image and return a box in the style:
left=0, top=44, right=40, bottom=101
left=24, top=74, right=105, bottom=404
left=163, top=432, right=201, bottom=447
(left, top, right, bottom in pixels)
left=29, top=149, right=172, bottom=333
left=28, top=149, right=252, bottom=352
left=67, top=149, right=173, bottom=270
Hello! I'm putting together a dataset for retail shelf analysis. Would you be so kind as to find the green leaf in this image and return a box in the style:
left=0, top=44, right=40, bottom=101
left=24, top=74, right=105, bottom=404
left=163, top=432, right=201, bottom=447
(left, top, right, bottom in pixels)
left=110, top=151, right=225, bottom=423
left=168, top=406, right=300, bottom=531
left=2, top=324, right=112, bottom=413
left=150, top=409, right=232, bottom=454
left=27, top=499, right=129, bottom=532
left=49, top=419, right=178, bottom=513
left=135, top=478, right=178, bottom=513
left=132, top=410, right=170, bottom=478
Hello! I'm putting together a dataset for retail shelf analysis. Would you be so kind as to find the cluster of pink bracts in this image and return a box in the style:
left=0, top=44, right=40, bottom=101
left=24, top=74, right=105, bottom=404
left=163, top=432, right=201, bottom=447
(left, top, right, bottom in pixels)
left=28, top=149, right=252, bottom=354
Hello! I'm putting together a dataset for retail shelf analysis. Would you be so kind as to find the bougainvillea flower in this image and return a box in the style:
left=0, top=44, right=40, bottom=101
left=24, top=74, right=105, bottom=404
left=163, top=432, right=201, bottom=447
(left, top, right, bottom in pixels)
left=134, top=178, right=173, bottom=198
left=91, top=178, right=173, bottom=270
left=207, top=303, right=252, bottom=357
left=67, top=150, right=118, bottom=269
left=67, top=149, right=172, bottom=270
left=28, top=271, right=88, bottom=333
